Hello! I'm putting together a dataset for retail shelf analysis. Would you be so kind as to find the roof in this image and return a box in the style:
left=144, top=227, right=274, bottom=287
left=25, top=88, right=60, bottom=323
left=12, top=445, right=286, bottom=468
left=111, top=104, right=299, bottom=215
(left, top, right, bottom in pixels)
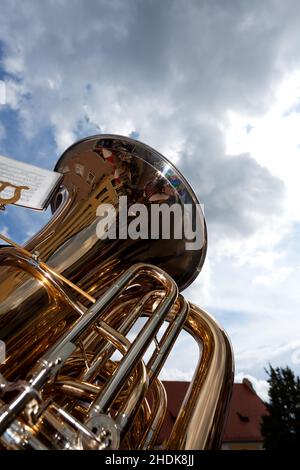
left=158, top=379, right=268, bottom=444
left=222, top=380, right=268, bottom=442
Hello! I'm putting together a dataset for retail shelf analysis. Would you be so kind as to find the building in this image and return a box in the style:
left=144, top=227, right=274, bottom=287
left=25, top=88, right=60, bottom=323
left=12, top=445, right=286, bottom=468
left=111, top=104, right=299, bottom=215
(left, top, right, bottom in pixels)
left=158, top=379, right=268, bottom=450
left=222, top=378, right=268, bottom=450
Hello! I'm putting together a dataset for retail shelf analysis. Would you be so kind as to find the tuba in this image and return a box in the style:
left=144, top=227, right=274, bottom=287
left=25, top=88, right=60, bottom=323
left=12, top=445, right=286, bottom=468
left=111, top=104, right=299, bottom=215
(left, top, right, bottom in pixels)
left=0, top=135, right=233, bottom=450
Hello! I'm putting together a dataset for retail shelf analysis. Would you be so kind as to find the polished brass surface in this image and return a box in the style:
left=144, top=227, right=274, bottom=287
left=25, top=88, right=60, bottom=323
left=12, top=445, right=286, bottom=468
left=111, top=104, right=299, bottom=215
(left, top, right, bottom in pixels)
left=167, top=303, right=233, bottom=449
left=0, top=233, right=96, bottom=303
left=0, top=135, right=233, bottom=450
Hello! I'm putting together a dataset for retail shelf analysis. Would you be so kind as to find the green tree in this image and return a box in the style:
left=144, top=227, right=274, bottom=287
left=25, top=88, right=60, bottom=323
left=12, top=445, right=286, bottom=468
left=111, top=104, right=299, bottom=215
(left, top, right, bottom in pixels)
left=261, top=365, right=300, bottom=450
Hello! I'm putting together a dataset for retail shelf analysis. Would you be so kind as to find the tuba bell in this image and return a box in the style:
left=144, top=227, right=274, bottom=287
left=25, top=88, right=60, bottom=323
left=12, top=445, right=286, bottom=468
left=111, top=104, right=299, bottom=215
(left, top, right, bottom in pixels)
left=0, top=135, right=233, bottom=450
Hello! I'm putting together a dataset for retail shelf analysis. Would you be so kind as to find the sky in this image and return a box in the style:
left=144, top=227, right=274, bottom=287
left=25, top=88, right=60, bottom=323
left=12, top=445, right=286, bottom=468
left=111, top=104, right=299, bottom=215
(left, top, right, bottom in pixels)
left=0, top=0, right=300, bottom=401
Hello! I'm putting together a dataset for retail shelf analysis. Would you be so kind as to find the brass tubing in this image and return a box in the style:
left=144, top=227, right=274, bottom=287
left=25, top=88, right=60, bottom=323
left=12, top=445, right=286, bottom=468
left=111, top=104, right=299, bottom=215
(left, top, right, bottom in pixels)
left=167, top=303, right=234, bottom=450
left=0, top=265, right=156, bottom=434
left=147, top=295, right=189, bottom=383
left=49, top=320, right=148, bottom=417
left=0, top=248, right=85, bottom=318
left=94, top=322, right=150, bottom=435
left=115, top=360, right=149, bottom=438
left=138, top=379, right=167, bottom=450
left=95, top=321, right=130, bottom=356
left=51, top=377, right=101, bottom=400
left=32, top=264, right=166, bottom=382
left=118, top=295, right=187, bottom=447
left=46, top=402, right=101, bottom=445
left=81, top=291, right=161, bottom=383
left=0, top=233, right=96, bottom=304
left=88, top=268, right=177, bottom=417
left=80, top=293, right=186, bottom=442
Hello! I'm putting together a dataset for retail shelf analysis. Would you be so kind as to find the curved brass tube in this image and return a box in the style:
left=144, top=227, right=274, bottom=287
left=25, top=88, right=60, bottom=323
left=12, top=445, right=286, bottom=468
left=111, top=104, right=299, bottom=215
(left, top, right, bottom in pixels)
left=138, top=379, right=167, bottom=450
left=167, top=303, right=234, bottom=450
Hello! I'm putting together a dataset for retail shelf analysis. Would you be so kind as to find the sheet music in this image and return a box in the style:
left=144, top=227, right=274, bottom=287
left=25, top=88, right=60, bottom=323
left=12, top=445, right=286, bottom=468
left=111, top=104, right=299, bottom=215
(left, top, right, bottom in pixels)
left=0, top=155, right=62, bottom=210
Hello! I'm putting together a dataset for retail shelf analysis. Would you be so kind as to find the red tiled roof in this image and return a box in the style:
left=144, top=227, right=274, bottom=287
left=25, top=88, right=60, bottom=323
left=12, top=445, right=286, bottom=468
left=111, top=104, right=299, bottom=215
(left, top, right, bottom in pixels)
left=158, top=380, right=267, bottom=444
left=223, top=381, right=267, bottom=442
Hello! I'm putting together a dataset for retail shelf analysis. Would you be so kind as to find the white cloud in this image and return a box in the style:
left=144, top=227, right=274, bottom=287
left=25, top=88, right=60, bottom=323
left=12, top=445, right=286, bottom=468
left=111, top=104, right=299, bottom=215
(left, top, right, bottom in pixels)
left=235, top=372, right=269, bottom=402
left=159, top=368, right=195, bottom=382
left=253, top=266, right=293, bottom=287
left=236, top=339, right=300, bottom=369
left=185, top=256, right=212, bottom=305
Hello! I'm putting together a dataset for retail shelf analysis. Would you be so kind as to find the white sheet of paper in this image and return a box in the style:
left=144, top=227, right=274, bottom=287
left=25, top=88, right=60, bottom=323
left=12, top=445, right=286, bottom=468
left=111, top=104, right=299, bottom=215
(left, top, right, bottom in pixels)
left=0, top=155, right=62, bottom=210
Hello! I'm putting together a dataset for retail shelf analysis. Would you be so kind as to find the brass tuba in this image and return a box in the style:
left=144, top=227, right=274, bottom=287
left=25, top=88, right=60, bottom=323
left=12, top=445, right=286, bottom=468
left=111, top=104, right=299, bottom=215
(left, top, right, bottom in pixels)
left=0, top=135, right=233, bottom=450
